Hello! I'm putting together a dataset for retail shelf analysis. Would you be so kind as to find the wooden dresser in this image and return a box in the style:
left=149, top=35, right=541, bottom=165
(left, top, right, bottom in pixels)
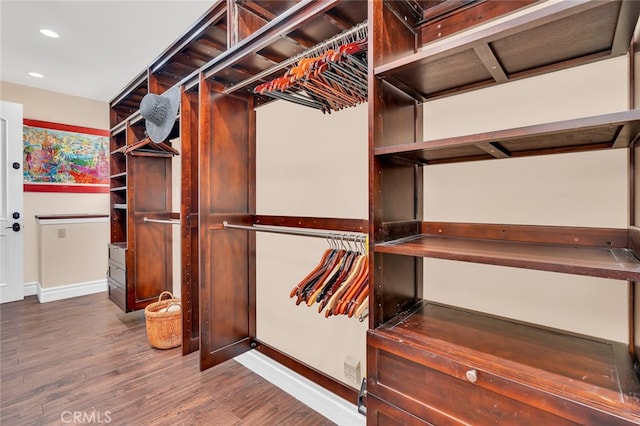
left=368, top=302, right=640, bottom=424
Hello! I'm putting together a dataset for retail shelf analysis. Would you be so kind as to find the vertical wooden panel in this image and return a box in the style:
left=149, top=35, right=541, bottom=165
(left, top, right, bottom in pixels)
left=381, top=81, right=419, bottom=148
left=234, top=3, right=269, bottom=45
left=131, top=157, right=171, bottom=211
left=371, top=4, right=425, bottom=372
left=371, top=2, right=424, bottom=331
left=147, top=68, right=161, bottom=95
left=373, top=253, right=421, bottom=327
left=209, top=95, right=250, bottom=213
left=181, top=88, right=200, bottom=355
left=129, top=155, right=173, bottom=310
left=374, top=0, right=416, bottom=67
left=131, top=216, right=172, bottom=307
left=631, top=27, right=639, bottom=367
left=378, top=80, right=422, bottom=225
left=634, top=281, right=639, bottom=360
left=200, top=227, right=250, bottom=369
left=631, top=27, right=639, bottom=362
left=199, top=76, right=255, bottom=370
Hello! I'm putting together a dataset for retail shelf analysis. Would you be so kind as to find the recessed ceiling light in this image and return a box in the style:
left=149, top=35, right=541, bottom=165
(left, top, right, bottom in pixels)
left=28, top=72, right=44, bottom=78
left=39, top=28, right=59, bottom=38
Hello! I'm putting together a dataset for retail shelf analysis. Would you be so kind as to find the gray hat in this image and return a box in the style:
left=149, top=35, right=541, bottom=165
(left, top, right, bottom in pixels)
left=140, top=88, right=180, bottom=143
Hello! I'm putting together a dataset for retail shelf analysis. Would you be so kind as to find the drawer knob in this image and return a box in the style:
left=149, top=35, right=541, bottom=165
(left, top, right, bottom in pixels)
left=465, top=369, right=478, bottom=383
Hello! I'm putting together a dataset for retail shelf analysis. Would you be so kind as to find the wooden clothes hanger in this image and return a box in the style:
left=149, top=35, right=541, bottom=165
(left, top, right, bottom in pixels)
left=323, top=254, right=368, bottom=317
left=254, top=22, right=368, bottom=113
left=295, top=248, right=345, bottom=305
left=289, top=235, right=369, bottom=321
left=315, top=250, right=358, bottom=304
left=118, top=137, right=180, bottom=156
left=309, top=249, right=357, bottom=307
left=289, top=247, right=334, bottom=298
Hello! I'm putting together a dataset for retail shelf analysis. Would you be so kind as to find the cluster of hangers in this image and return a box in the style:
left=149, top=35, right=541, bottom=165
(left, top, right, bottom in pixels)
left=289, top=235, right=368, bottom=321
left=254, top=21, right=368, bottom=114
left=112, top=137, right=179, bottom=156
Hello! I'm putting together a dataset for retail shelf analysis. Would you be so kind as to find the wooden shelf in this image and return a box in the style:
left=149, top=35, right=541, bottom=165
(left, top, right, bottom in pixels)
left=150, top=1, right=227, bottom=93
left=109, top=74, right=148, bottom=128
left=201, top=0, right=368, bottom=94
left=369, top=301, right=640, bottom=424
left=128, top=149, right=175, bottom=158
left=375, top=233, right=640, bottom=281
left=375, top=1, right=640, bottom=101
left=375, top=110, right=640, bottom=163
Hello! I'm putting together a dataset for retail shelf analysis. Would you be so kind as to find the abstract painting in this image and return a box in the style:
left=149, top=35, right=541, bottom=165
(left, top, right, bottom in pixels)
left=23, top=119, right=109, bottom=193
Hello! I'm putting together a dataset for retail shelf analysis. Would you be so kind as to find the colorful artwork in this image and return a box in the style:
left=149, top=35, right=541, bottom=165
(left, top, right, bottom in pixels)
left=23, top=120, right=109, bottom=193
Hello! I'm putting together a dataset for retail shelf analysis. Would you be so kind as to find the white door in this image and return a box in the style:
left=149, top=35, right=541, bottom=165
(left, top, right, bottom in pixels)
left=0, top=101, right=24, bottom=303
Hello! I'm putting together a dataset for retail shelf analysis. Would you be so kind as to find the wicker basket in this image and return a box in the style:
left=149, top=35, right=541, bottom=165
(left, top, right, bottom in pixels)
left=144, top=291, right=182, bottom=349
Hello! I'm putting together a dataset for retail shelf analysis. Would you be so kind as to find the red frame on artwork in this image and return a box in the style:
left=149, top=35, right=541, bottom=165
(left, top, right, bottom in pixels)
left=23, top=119, right=110, bottom=193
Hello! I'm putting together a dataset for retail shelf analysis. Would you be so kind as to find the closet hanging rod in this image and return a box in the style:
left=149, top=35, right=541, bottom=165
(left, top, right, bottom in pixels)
left=222, top=221, right=366, bottom=243
left=222, top=20, right=368, bottom=95
left=143, top=217, right=181, bottom=225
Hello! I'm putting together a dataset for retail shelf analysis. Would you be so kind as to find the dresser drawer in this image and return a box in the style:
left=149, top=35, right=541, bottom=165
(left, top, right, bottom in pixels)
left=107, top=261, right=126, bottom=286
left=108, top=243, right=126, bottom=268
left=367, top=394, right=432, bottom=426
left=108, top=278, right=125, bottom=311
left=368, top=334, right=579, bottom=426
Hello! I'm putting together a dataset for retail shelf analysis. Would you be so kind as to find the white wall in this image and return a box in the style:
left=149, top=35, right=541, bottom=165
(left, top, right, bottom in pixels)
left=423, top=56, right=630, bottom=342
left=256, top=101, right=368, bottom=389
left=0, top=81, right=109, bottom=288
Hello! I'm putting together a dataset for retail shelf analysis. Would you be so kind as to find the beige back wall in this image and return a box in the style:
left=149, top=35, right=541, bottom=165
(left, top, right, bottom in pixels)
left=37, top=219, right=109, bottom=288
left=256, top=100, right=368, bottom=389
left=0, top=81, right=109, bottom=286
left=1, top=82, right=108, bottom=128
left=422, top=56, right=630, bottom=343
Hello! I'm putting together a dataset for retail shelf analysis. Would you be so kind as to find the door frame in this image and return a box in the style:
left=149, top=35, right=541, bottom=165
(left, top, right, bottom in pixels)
left=0, top=100, right=24, bottom=304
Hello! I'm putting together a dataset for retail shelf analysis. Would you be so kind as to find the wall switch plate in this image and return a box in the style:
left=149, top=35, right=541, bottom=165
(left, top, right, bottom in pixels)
left=57, top=228, right=66, bottom=238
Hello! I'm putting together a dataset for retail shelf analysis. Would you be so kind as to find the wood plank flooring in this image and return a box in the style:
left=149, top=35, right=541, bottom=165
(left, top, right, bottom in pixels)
left=0, top=293, right=335, bottom=425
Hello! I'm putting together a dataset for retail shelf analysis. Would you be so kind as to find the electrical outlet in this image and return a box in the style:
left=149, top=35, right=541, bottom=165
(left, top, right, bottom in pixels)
left=344, top=356, right=361, bottom=386
left=57, top=228, right=66, bottom=238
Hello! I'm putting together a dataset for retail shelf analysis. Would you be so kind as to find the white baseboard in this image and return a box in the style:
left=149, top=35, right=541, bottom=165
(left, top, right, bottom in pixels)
left=37, top=279, right=107, bottom=303
left=235, top=350, right=365, bottom=426
left=24, top=281, right=38, bottom=296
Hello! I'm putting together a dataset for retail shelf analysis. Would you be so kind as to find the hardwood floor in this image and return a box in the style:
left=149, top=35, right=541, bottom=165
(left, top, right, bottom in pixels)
left=0, top=293, right=335, bottom=425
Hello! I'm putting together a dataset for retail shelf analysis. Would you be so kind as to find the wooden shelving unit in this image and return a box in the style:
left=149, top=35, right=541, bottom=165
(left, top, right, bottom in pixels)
left=368, top=0, right=640, bottom=424
left=106, top=4, right=232, bottom=313
left=194, top=1, right=368, bottom=392
left=107, top=115, right=177, bottom=312
left=111, top=0, right=371, bottom=401
left=107, top=0, right=640, bottom=422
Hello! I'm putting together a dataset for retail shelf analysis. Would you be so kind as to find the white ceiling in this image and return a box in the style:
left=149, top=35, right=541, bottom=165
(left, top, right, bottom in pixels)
left=0, top=0, right=214, bottom=102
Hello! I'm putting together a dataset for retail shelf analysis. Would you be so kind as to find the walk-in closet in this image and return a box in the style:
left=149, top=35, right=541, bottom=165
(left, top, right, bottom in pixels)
left=106, top=1, right=640, bottom=424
